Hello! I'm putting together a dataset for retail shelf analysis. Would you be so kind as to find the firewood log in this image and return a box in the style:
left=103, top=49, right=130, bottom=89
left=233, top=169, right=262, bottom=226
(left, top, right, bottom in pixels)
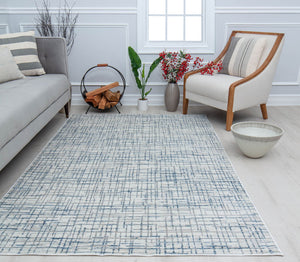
left=98, top=95, right=107, bottom=110
left=116, top=91, right=121, bottom=101
left=85, top=96, right=98, bottom=107
left=93, top=94, right=102, bottom=105
left=104, top=90, right=120, bottom=102
left=105, top=101, right=112, bottom=109
left=86, top=82, right=119, bottom=98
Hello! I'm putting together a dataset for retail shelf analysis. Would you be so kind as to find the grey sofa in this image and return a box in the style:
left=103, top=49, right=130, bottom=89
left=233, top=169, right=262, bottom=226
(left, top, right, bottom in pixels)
left=0, top=37, right=71, bottom=171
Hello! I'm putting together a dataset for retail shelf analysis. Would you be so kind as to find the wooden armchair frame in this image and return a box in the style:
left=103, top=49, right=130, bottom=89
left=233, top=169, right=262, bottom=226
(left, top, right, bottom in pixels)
left=183, top=31, right=284, bottom=131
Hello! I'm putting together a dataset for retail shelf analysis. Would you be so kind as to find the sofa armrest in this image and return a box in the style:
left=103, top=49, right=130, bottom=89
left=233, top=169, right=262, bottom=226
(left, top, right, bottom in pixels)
left=36, top=37, right=69, bottom=77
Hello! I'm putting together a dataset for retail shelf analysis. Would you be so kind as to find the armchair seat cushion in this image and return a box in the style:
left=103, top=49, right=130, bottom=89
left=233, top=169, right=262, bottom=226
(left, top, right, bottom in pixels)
left=186, top=73, right=242, bottom=102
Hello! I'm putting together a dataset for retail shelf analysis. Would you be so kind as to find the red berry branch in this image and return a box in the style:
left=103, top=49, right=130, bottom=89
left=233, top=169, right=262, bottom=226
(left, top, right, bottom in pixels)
left=159, top=50, right=223, bottom=83
left=193, top=59, right=223, bottom=75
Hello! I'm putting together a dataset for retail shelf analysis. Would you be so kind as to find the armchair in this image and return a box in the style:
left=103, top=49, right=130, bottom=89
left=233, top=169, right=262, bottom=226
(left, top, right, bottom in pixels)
left=183, top=31, right=284, bottom=131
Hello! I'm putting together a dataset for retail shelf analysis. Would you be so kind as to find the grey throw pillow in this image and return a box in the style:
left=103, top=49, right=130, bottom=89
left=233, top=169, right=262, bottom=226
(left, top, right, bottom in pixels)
left=0, top=46, right=25, bottom=84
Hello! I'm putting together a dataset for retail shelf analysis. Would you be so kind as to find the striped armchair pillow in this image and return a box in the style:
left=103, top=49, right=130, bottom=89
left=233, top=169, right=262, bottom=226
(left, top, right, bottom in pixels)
left=0, top=31, right=45, bottom=76
left=220, top=36, right=267, bottom=78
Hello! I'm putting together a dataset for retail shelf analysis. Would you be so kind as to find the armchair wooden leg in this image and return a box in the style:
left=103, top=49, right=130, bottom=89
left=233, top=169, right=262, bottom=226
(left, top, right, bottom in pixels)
left=260, top=104, right=268, bottom=119
left=226, top=111, right=234, bottom=131
left=64, top=103, right=69, bottom=118
left=183, top=98, right=189, bottom=114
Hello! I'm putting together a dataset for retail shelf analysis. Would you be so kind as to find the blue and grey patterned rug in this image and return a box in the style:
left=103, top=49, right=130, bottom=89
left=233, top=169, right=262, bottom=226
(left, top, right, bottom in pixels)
left=0, top=114, right=281, bottom=256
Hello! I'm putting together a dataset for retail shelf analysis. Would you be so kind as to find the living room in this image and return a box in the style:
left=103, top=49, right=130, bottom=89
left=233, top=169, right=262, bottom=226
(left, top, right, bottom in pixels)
left=0, top=0, right=299, bottom=261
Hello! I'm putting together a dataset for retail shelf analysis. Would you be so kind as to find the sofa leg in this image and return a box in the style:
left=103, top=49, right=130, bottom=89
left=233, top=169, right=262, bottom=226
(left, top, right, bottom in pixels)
left=260, top=104, right=268, bottom=119
left=183, top=98, right=189, bottom=114
left=226, top=111, right=234, bottom=131
left=64, top=103, right=69, bottom=118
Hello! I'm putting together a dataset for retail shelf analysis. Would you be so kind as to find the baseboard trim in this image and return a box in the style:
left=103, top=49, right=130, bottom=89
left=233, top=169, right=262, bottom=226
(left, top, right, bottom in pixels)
left=72, top=94, right=300, bottom=107
left=267, top=94, right=300, bottom=106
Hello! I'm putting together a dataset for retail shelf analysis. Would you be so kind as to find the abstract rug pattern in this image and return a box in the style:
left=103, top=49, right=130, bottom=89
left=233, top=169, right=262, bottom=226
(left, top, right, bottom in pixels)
left=0, top=115, right=281, bottom=256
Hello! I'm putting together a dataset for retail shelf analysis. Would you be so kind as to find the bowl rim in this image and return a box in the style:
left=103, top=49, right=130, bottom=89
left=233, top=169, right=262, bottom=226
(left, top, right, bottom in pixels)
left=231, top=121, right=284, bottom=141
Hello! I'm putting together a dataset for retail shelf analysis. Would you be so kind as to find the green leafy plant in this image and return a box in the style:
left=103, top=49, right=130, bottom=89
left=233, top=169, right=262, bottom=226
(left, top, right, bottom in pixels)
left=128, top=46, right=161, bottom=100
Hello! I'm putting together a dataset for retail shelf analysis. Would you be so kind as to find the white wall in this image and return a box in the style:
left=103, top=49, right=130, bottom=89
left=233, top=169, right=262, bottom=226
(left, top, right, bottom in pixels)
left=1, top=0, right=300, bottom=106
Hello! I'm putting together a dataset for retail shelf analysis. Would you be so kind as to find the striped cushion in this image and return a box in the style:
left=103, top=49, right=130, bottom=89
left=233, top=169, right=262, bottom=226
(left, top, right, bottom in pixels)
left=0, top=31, right=45, bottom=76
left=220, top=36, right=267, bottom=77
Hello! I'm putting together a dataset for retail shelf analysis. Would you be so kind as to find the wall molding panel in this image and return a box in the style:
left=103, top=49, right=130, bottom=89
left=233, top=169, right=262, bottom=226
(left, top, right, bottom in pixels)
left=0, top=24, right=9, bottom=34
left=216, top=6, right=300, bottom=14
left=19, top=22, right=131, bottom=87
left=224, top=22, right=300, bottom=41
left=73, top=23, right=131, bottom=87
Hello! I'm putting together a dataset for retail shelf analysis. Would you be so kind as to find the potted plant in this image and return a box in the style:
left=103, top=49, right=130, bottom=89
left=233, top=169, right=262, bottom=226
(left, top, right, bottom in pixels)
left=128, top=46, right=161, bottom=111
left=159, top=51, right=223, bottom=112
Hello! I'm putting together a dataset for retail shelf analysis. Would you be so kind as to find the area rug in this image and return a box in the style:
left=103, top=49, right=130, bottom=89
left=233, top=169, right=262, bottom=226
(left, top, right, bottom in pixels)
left=0, top=114, right=281, bottom=256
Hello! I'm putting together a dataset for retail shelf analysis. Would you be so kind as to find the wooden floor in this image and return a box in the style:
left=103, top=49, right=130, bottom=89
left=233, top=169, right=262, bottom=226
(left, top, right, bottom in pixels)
left=0, top=105, right=299, bottom=262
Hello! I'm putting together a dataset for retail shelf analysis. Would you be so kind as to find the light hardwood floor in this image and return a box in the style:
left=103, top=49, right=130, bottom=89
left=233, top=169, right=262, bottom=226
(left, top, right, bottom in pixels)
left=0, top=105, right=299, bottom=262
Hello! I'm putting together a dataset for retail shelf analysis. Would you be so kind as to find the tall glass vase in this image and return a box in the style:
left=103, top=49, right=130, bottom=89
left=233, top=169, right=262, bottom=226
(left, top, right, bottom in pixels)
left=164, top=82, right=180, bottom=112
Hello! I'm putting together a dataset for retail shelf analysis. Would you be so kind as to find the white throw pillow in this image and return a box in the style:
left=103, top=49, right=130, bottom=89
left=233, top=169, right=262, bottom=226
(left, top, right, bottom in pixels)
left=0, top=31, right=45, bottom=76
left=220, top=36, right=267, bottom=78
left=0, top=46, right=25, bottom=84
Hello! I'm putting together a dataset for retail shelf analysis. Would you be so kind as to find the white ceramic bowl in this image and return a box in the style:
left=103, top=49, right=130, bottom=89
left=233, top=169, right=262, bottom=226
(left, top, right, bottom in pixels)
left=231, top=122, right=284, bottom=158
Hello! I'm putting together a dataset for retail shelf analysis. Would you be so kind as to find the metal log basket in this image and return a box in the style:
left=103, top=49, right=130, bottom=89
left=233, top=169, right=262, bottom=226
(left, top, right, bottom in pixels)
left=80, top=64, right=126, bottom=114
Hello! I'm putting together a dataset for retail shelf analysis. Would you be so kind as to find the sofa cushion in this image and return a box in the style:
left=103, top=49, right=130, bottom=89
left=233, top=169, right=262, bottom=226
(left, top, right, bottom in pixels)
left=0, top=46, right=24, bottom=84
left=186, top=73, right=242, bottom=102
left=0, top=74, right=70, bottom=150
left=0, top=31, right=46, bottom=76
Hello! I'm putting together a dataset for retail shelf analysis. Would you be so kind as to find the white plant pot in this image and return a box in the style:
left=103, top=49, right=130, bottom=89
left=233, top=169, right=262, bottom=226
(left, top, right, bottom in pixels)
left=138, top=99, right=148, bottom=112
